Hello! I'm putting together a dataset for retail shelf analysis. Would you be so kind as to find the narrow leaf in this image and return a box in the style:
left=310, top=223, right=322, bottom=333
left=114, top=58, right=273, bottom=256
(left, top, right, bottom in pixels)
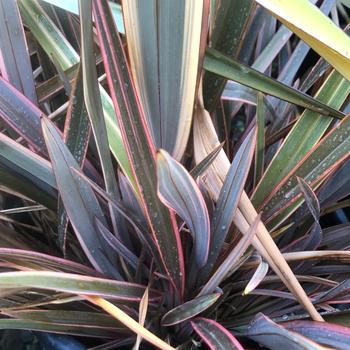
left=0, top=271, right=152, bottom=301
left=42, top=117, right=119, bottom=277
left=244, top=259, right=269, bottom=295
left=199, top=213, right=259, bottom=296
left=93, top=0, right=185, bottom=292
left=204, top=48, right=344, bottom=119
left=157, top=149, right=210, bottom=268
left=256, top=0, right=350, bottom=81
left=203, top=0, right=255, bottom=111
left=245, top=314, right=329, bottom=350
left=254, top=92, right=265, bottom=186
left=0, top=77, right=45, bottom=153
left=191, top=317, right=244, bottom=350
left=0, top=319, right=121, bottom=338
left=161, top=293, right=221, bottom=327
left=297, top=177, right=320, bottom=221
left=133, top=287, right=149, bottom=350
left=122, top=0, right=207, bottom=159
left=0, top=0, right=37, bottom=104
left=252, top=69, right=350, bottom=210
left=262, top=112, right=350, bottom=228
left=203, top=128, right=256, bottom=275
left=19, top=0, right=135, bottom=189
left=87, top=296, right=175, bottom=350
left=190, top=142, right=225, bottom=180
left=284, top=320, right=350, bottom=350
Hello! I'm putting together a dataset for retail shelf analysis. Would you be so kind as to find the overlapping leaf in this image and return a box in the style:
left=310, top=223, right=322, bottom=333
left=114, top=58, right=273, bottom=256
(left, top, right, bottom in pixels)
left=93, top=0, right=184, bottom=293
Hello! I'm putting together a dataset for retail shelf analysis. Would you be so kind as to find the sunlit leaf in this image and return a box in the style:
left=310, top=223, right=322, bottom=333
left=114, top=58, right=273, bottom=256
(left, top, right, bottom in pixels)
left=256, top=0, right=350, bottom=81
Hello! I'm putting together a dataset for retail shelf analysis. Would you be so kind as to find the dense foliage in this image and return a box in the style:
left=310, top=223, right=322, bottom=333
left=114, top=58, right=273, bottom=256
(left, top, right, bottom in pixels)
left=1, top=0, right=350, bottom=349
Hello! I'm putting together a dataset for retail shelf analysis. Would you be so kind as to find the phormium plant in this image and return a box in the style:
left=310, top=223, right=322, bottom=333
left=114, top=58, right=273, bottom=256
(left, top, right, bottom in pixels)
left=0, top=0, right=350, bottom=349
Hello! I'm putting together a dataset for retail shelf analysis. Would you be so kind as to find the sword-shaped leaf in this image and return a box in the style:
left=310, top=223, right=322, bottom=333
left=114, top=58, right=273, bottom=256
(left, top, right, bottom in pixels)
left=42, top=117, right=120, bottom=278
left=93, top=0, right=184, bottom=293
left=256, top=0, right=350, bottom=81
left=157, top=150, right=210, bottom=268
left=0, top=271, right=153, bottom=301
left=204, top=48, right=344, bottom=119
left=122, top=0, right=208, bottom=160
left=0, top=0, right=37, bottom=104
left=191, top=317, right=244, bottom=350
left=161, top=293, right=221, bottom=327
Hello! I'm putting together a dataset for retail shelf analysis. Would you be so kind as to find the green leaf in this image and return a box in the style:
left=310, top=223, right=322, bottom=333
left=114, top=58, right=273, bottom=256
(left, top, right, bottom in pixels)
left=252, top=69, right=350, bottom=210
left=157, top=149, right=210, bottom=268
left=79, top=0, right=120, bottom=202
left=5, top=309, right=124, bottom=331
left=254, top=92, right=265, bottom=186
left=203, top=0, right=255, bottom=111
left=204, top=48, right=344, bottom=119
left=161, top=293, right=221, bottom=327
left=0, top=131, right=56, bottom=209
left=0, top=271, right=152, bottom=301
left=122, top=0, right=207, bottom=159
left=262, top=112, right=350, bottom=229
left=93, top=0, right=185, bottom=293
left=40, top=0, right=125, bottom=33
left=0, top=0, right=37, bottom=104
left=256, top=0, right=350, bottom=81
left=190, top=142, right=225, bottom=180
left=19, top=0, right=135, bottom=190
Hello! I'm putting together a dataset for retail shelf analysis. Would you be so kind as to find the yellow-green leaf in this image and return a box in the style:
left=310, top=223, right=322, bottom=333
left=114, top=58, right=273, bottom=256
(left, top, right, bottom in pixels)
left=256, top=0, right=350, bottom=81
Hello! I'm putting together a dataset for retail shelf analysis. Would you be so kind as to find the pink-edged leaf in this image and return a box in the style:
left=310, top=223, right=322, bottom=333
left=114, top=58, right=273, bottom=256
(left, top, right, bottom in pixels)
left=3, top=309, right=126, bottom=338
left=245, top=314, right=326, bottom=350
left=157, top=149, right=210, bottom=267
left=95, top=218, right=138, bottom=270
left=284, top=320, right=350, bottom=350
left=0, top=0, right=37, bottom=104
left=0, top=319, right=123, bottom=338
left=297, top=177, right=320, bottom=221
left=63, top=62, right=90, bottom=167
left=200, top=128, right=256, bottom=278
left=0, top=271, right=157, bottom=302
left=0, top=248, right=102, bottom=276
left=263, top=111, right=350, bottom=229
left=42, top=117, right=121, bottom=278
left=93, top=0, right=184, bottom=293
left=161, top=293, right=221, bottom=327
left=191, top=317, right=244, bottom=350
left=59, top=62, right=91, bottom=251
left=0, top=77, right=45, bottom=153
left=190, top=142, right=225, bottom=180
